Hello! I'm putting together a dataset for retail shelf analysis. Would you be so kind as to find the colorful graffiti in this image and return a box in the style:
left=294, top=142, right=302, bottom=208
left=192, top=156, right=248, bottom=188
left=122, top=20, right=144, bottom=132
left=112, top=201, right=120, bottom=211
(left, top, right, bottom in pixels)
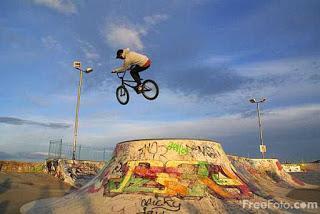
left=229, top=157, right=306, bottom=191
left=167, top=142, right=189, bottom=155
left=275, top=161, right=283, bottom=171
left=135, top=141, right=221, bottom=161
left=167, top=142, right=220, bottom=158
left=101, top=160, right=251, bottom=199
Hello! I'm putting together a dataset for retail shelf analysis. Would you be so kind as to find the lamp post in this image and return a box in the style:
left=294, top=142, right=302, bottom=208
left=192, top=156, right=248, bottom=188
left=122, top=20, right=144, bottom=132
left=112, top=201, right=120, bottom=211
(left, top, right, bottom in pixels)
left=72, top=61, right=93, bottom=160
left=249, top=97, right=267, bottom=159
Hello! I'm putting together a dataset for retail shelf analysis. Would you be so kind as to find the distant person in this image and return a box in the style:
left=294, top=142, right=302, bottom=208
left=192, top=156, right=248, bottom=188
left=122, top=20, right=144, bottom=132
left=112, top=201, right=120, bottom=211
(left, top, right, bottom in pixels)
left=112, top=48, right=151, bottom=92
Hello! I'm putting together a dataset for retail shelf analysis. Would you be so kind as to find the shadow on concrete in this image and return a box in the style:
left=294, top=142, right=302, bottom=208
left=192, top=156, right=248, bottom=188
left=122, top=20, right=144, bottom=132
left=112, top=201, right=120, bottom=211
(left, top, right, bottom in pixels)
left=0, top=178, right=12, bottom=195
left=0, top=178, right=12, bottom=214
left=22, top=177, right=81, bottom=213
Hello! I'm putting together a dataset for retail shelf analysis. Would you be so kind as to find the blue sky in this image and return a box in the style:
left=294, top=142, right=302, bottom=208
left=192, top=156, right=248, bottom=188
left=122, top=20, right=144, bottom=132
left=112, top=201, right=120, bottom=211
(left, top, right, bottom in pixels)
left=0, top=0, right=319, bottom=161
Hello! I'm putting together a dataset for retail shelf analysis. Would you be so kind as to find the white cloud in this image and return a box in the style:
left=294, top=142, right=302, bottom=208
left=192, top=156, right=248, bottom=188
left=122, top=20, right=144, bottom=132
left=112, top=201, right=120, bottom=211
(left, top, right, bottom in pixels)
left=77, top=39, right=100, bottom=62
left=0, top=116, right=72, bottom=153
left=103, top=14, right=168, bottom=50
left=144, top=14, right=169, bottom=25
left=41, top=36, right=62, bottom=50
left=235, top=56, right=320, bottom=77
left=33, top=0, right=77, bottom=14
left=199, top=56, right=320, bottom=116
left=73, top=104, right=320, bottom=149
left=209, top=56, right=320, bottom=112
left=105, top=24, right=144, bottom=50
left=1, top=83, right=319, bottom=161
left=203, top=54, right=237, bottom=65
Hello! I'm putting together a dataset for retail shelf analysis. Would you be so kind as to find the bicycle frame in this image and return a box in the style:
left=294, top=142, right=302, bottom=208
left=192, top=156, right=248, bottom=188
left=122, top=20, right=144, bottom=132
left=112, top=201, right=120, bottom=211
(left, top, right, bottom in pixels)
left=113, top=70, right=158, bottom=104
left=116, top=71, right=140, bottom=89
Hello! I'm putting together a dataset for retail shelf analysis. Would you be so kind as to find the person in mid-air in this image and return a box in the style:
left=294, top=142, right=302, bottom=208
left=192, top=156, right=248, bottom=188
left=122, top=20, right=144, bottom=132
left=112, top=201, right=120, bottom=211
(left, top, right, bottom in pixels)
left=112, top=48, right=151, bottom=92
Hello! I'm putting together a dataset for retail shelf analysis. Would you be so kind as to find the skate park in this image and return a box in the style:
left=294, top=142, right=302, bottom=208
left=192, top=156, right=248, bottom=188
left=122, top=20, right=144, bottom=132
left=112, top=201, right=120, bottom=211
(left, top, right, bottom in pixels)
left=1, top=1, right=320, bottom=214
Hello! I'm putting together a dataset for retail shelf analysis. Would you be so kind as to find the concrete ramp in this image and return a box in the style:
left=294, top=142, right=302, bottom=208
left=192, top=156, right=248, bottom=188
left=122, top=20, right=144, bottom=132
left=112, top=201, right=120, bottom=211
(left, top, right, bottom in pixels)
left=229, top=156, right=317, bottom=201
left=21, top=139, right=319, bottom=214
left=46, top=159, right=104, bottom=188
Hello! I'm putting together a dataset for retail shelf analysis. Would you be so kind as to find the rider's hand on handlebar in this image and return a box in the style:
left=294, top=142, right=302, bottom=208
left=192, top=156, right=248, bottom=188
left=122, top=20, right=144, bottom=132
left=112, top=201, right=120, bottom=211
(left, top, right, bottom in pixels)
left=111, top=70, right=116, bottom=73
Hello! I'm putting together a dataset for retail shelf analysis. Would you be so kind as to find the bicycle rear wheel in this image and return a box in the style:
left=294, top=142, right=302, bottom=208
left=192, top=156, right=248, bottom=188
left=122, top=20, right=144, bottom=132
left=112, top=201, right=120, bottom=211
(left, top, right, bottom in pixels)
left=116, top=86, right=129, bottom=105
left=142, top=79, right=159, bottom=100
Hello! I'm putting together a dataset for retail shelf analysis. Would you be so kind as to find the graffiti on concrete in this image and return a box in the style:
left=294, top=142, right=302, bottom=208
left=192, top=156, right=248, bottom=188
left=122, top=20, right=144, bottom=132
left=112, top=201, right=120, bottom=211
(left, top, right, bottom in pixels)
left=167, top=142, right=189, bottom=155
left=137, top=142, right=168, bottom=160
left=0, top=161, right=44, bottom=173
left=137, top=196, right=181, bottom=213
left=165, top=141, right=220, bottom=158
left=47, top=159, right=104, bottom=187
left=230, top=157, right=306, bottom=190
left=186, top=144, right=220, bottom=158
left=101, top=160, right=250, bottom=199
left=275, top=161, right=283, bottom=171
left=136, top=141, right=221, bottom=159
left=282, top=164, right=302, bottom=173
left=112, top=162, right=125, bottom=175
left=136, top=141, right=221, bottom=160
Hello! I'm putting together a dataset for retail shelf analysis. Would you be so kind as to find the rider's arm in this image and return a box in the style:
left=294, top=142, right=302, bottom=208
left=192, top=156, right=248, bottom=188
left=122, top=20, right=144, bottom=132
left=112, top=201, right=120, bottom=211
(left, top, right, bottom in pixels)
left=114, top=60, right=131, bottom=73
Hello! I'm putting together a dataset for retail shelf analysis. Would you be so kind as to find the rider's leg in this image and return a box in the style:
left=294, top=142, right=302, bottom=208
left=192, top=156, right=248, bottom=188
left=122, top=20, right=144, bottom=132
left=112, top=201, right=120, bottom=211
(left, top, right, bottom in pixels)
left=130, top=65, right=150, bottom=86
left=130, top=66, right=142, bottom=85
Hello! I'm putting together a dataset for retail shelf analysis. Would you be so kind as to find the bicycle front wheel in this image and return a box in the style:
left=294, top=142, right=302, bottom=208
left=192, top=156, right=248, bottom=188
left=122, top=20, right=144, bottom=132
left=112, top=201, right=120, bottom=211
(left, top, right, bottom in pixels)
left=116, top=86, right=129, bottom=105
left=142, top=79, right=159, bottom=100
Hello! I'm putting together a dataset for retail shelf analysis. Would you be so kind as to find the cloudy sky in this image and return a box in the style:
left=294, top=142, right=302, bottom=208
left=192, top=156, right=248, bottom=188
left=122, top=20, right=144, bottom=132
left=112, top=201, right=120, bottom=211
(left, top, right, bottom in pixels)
left=0, top=0, right=319, bottom=161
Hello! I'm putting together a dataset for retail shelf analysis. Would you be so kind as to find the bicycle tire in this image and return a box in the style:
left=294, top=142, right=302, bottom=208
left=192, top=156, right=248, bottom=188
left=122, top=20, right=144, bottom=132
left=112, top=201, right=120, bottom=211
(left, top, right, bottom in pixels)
left=142, top=79, right=159, bottom=100
left=116, top=86, right=129, bottom=105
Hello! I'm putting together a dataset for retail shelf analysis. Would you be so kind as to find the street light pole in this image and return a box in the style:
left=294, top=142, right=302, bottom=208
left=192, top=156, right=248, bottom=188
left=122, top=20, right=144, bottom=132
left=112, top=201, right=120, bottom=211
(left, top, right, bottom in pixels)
left=72, top=61, right=93, bottom=160
left=250, top=98, right=267, bottom=159
left=256, top=102, right=265, bottom=159
left=72, top=69, right=83, bottom=160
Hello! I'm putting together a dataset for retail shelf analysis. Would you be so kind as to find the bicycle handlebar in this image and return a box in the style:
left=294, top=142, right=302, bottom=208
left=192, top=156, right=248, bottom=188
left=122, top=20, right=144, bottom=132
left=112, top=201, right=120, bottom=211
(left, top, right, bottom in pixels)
left=114, top=71, right=126, bottom=79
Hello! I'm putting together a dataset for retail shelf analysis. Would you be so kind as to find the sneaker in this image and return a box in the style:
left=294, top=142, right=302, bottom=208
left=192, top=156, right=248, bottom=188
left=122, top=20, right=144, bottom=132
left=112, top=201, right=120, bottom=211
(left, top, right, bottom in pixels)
left=134, top=85, right=143, bottom=94
left=137, top=84, right=143, bottom=92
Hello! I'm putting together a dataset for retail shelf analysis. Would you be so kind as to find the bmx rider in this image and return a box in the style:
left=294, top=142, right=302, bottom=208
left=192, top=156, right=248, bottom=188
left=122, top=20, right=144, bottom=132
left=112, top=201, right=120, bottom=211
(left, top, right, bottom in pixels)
left=112, top=48, right=151, bottom=92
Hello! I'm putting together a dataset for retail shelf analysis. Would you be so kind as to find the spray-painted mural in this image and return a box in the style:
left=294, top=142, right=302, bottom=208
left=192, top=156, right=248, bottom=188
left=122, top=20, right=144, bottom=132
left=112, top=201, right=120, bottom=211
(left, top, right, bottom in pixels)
left=94, top=160, right=251, bottom=199
left=85, top=140, right=252, bottom=199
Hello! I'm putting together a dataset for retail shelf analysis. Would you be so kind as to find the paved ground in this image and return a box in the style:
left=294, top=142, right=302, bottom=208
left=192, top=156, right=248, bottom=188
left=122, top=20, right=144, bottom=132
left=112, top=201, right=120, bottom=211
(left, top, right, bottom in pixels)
left=290, top=171, right=320, bottom=185
left=286, top=172, right=320, bottom=204
left=0, top=172, right=75, bottom=214
left=287, top=188, right=320, bottom=204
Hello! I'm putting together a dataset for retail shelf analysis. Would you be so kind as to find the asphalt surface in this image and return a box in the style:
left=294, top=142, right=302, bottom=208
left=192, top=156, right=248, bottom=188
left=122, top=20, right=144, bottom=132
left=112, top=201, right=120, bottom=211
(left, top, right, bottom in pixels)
left=0, top=172, right=74, bottom=214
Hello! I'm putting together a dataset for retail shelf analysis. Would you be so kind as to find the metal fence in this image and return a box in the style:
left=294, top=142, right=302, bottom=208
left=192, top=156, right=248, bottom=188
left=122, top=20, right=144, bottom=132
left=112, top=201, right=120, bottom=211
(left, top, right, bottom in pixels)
left=48, top=139, right=113, bottom=161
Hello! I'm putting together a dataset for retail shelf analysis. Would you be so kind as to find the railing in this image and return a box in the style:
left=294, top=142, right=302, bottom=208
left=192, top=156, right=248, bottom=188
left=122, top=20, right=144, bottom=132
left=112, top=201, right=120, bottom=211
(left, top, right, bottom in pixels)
left=48, top=139, right=113, bottom=161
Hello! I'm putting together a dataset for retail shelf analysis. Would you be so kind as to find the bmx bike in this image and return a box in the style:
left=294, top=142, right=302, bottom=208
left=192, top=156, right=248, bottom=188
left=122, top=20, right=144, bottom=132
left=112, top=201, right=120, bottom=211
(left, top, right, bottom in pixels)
left=112, top=70, right=159, bottom=105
